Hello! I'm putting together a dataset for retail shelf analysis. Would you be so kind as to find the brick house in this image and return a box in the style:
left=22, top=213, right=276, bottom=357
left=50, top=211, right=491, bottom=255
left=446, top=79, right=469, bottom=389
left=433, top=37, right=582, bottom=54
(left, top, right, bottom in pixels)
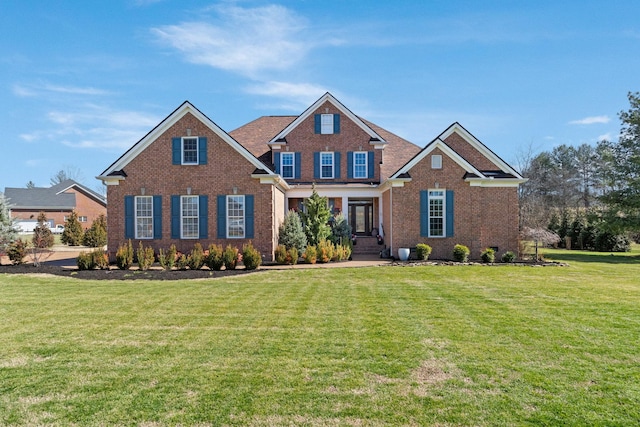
left=98, top=93, right=525, bottom=261
left=4, top=180, right=107, bottom=231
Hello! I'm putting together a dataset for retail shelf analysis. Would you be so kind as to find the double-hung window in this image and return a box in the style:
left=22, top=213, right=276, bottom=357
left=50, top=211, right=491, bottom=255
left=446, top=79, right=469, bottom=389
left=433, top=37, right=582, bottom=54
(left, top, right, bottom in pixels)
left=320, top=152, right=334, bottom=179
left=227, top=195, right=245, bottom=238
left=281, top=153, right=294, bottom=179
left=320, top=114, right=334, bottom=134
left=182, top=137, right=198, bottom=164
left=135, top=196, right=153, bottom=239
left=181, top=195, right=199, bottom=238
left=353, top=152, right=367, bottom=179
left=428, top=190, right=445, bottom=237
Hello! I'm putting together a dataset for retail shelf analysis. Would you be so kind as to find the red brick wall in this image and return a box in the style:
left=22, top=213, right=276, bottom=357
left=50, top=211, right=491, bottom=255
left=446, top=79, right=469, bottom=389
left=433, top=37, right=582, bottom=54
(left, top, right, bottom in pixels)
left=443, top=132, right=498, bottom=171
left=62, top=188, right=106, bottom=228
left=279, top=101, right=381, bottom=183
left=106, top=112, right=277, bottom=260
left=391, top=148, right=519, bottom=260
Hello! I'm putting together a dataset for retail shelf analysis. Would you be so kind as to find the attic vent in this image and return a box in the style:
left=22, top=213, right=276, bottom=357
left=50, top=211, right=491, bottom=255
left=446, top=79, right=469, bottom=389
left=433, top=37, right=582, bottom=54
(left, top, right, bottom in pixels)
left=431, top=155, right=442, bottom=169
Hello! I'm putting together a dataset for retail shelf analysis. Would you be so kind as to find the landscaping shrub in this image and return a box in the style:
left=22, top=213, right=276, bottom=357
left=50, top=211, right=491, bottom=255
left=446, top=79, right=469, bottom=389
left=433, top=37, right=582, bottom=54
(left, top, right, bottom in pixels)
left=222, top=245, right=239, bottom=270
left=115, top=240, right=134, bottom=270
left=274, top=244, right=288, bottom=264
left=288, top=247, right=299, bottom=265
left=242, top=242, right=262, bottom=270
left=416, top=243, right=432, bottom=261
left=158, top=244, right=177, bottom=271
left=205, top=244, right=225, bottom=270
left=501, top=251, right=516, bottom=263
left=62, top=210, right=84, bottom=246
left=32, top=212, right=54, bottom=250
left=136, top=242, right=155, bottom=271
left=176, top=254, right=189, bottom=270
left=453, top=244, right=470, bottom=262
left=330, top=213, right=352, bottom=245
left=481, top=247, right=495, bottom=263
left=7, top=239, right=27, bottom=265
left=302, top=245, right=317, bottom=264
left=187, top=242, right=205, bottom=270
left=278, top=210, right=307, bottom=255
left=92, top=250, right=109, bottom=269
left=316, top=239, right=335, bottom=263
left=83, top=214, right=107, bottom=247
left=76, top=252, right=93, bottom=270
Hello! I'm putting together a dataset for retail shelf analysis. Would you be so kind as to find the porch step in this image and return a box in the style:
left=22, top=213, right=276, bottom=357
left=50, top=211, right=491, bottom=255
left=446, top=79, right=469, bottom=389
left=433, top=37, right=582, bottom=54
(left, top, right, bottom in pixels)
left=351, top=236, right=385, bottom=256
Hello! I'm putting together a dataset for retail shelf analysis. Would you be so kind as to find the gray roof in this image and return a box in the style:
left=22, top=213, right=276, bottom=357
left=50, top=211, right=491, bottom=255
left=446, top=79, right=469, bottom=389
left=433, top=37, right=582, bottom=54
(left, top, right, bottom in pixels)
left=4, top=179, right=106, bottom=210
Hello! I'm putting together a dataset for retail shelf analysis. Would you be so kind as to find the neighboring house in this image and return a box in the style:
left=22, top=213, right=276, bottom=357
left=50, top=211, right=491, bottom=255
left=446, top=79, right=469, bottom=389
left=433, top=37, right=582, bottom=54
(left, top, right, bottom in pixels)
left=98, top=93, right=526, bottom=261
left=4, top=180, right=107, bottom=231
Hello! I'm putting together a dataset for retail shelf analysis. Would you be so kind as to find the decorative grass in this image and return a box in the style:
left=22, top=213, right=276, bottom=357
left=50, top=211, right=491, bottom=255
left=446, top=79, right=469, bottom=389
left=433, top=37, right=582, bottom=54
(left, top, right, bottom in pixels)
left=1, top=248, right=639, bottom=425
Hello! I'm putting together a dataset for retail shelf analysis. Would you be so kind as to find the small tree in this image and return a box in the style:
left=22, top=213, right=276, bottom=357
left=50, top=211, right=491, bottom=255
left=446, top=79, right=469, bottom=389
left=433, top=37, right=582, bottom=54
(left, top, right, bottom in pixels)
left=330, top=212, right=351, bottom=244
left=31, top=212, right=54, bottom=266
left=62, top=211, right=84, bottom=246
left=521, top=227, right=561, bottom=261
left=83, top=214, right=107, bottom=247
left=0, top=193, right=19, bottom=254
left=300, top=187, right=331, bottom=246
left=278, top=210, right=307, bottom=254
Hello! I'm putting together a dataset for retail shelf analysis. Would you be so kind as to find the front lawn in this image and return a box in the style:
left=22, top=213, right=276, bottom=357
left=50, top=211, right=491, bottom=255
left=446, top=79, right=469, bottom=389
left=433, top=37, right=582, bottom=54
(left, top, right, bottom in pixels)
left=1, top=252, right=639, bottom=425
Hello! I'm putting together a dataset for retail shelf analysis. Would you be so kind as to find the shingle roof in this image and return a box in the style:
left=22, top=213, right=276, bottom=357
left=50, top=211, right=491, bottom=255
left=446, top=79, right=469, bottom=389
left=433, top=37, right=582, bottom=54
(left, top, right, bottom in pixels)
left=3, top=179, right=106, bottom=210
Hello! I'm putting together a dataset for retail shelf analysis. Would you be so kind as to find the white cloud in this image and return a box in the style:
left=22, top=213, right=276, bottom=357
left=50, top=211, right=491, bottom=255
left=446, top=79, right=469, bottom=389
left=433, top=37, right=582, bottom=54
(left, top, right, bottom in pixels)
left=598, top=133, right=613, bottom=141
left=13, top=82, right=110, bottom=98
left=244, top=81, right=328, bottom=108
left=568, top=115, right=610, bottom=125
left=151, top=4, right=313, bottom=77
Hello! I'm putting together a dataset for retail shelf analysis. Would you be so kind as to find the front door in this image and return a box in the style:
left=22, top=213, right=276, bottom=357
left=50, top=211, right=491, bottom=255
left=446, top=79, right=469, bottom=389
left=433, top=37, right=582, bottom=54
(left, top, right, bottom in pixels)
left=349, top=200, right=374, bottom=236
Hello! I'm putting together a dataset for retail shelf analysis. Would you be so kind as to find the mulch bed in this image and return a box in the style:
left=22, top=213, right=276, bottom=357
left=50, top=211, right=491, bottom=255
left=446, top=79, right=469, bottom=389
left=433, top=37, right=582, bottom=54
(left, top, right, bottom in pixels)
left=0, top=264, right=261, bottom=281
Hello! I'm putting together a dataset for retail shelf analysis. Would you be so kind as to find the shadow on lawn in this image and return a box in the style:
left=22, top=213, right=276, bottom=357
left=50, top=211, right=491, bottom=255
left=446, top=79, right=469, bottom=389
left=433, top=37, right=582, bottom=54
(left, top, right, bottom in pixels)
left=544, top=249, right=640, bottom=265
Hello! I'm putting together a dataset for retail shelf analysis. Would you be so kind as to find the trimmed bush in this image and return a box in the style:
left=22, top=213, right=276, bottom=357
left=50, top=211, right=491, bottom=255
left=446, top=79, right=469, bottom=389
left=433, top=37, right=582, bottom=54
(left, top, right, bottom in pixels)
left=242, top=242, right=262, bottom=270
left=316, top=239, right=335, bottom=263
left=453, top=244, right=470, bottom=262
left=83, top=214, right=107, bottom=247
left=176, top=254, right=189, bottom=270
left=501, top=251, right=516, bottom=263
left=205, top=244, right=224, bottom=270
left=275, top=244, right=288, bottom=264
left=76, top=252, right=93, bottom=270
left=187, top=242, right=205, bottom=270
left=115, top=240, right=134, bottom=270
left=288, top=247, right=299, bottom=265
left=158, top=244, right=177, bottom=271
left=92, top=250, right=109, bottom=269
left=136, top=242, right=155, bottom=271
left=62, top=211, right=84, bottom=246
left=302, top=245, right=317, bottom=264
left=481, top=247, right=495, bottom=263
left=222, top=245, right=239, bottom=270
left=7, top=239, right=27, bottom=265
left=416, top=243, right=432, bottom=261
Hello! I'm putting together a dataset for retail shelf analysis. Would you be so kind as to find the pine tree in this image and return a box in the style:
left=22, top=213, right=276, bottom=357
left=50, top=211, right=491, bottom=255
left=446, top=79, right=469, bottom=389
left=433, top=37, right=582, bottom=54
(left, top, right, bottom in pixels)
left=83, top=214, right=107, bottom=247
left=278, top=210, right=307, bottom=254
left=299, top=187, right=332, bottom=246
left=0, top=193, right=19, bottom=252
left=32, top=212, right=54, bottom=249
left=62, top=211, right=84, bottom=246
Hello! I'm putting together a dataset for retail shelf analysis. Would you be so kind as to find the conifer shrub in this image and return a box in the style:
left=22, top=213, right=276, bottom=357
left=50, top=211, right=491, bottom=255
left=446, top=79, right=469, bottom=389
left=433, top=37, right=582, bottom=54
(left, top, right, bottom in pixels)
left=136, top=242, right=155, bottom=271
left=205, top=244, right=225, bottom=271
left=92, top=249, right=109, bottom=269
left=176, top=254, right=189, bottom=270
left=222, top=245, right=239, bottom=270
left=32, top=212, right=54, bottom=250
left=453, top=244, right=470, bottom=262
left=62, top=211, right=84, bottom=246
left=187, top=242, right=205, bottom=270
left=416, top=243, right=432, bottom=261
left=76, top=252, right=93, bottom=270
left=274, top=244, right=288, bottom=264
left=302, top=245, right=317, bottom=264
left=242, top=242, right=262, bottom=270
left=115, top=240, right=134, bottom=270
left=278, top=210, right=307, bottom=254
left=316, top=239, right=335, bottom=263
left=7, top=239, right=27, bottom=265
left=288, top=247, right=299, bottom=265
left=83, top=214, right=107, bottom=247
left=480, top=247, right=495, bottom=263
left=158, top=244, right=177, bottom=271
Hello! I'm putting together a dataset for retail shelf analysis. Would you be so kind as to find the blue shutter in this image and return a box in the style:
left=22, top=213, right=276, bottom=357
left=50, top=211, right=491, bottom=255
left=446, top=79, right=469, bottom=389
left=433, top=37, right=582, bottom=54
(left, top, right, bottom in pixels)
left=198, top=137, right=207, bottom=165
left=245, top=195, right=254, bottom=239
left=333, top=114, right=340, bottom=133
left=347, top=152, right=354, bottom=178
left=124, top=196, right=134, bottom=239
left=294, top=152, right=301, bottom=179
left=446, top=190, right=454, bottom=237
left=199, top=195, right=208, bottom=238
left=172, top=137, right=181, bottom=165
left=334, top=152, right=341, bottom=179
left=171, top=195, right=180, bottom=239
left=420, top=191, right=428, bottom=237
left=153, top=196, right=162, bottom=239
left=314, top=114, right=321, bottom=134
left=314, top=152, right=320, bottom=179
left=368, top=151, right=375, bottom=179
left=274, top=152, right=281, bottom=174
left=217, top=195, right=226, bottom=238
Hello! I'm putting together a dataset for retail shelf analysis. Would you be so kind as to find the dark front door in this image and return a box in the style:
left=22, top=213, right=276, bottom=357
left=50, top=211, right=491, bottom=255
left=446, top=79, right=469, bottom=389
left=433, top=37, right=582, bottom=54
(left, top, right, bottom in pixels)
left=349, top=200, right=373, bottom=236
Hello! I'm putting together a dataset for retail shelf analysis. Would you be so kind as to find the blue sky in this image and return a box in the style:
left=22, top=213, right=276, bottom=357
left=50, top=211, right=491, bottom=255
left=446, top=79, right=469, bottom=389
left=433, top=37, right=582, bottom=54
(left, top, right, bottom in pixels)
left=2, top=0, right=639, bottom=192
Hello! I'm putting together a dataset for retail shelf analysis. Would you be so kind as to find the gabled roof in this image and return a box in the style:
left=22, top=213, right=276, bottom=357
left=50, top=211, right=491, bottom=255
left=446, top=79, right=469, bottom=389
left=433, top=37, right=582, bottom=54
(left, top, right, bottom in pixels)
left=4, top=179, right=106, bottom=210
left=267, top=92, right=387, bottom=146
left=51, top=179, right=106, bottom=206
left=390, top=122, right=526, bottom=186
left=98, top=101, right=278, bottom=183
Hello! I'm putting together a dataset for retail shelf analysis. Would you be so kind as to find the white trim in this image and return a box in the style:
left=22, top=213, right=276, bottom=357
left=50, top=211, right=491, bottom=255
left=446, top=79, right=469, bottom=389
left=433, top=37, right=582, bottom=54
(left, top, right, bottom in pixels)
left=320, top=152, right=335, bottom=179
left=320, top=114, right=334, bottom=134
left=181, top=136, right=199, bottom=165
left=134, top=195, right=153, bottom=240
left=465, top=178, right=527, bottom=187
left=431, top=154, right=442, bottom=169
left=180, top=195, right=199, bottom=239
left=281, top=152, right=295, bottom=179
left=353, top=151, right=368, bottom=179
left=427, top=189, right=446, bottom=238
left=268, top=92, right=387, bottom=146
left=226, top=195, right=245, bottom=239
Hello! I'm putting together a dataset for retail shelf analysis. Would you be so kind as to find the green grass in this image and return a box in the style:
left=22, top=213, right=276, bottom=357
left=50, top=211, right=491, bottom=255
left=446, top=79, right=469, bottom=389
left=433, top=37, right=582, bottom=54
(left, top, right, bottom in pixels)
left=1, top=249, right=640, bottom=425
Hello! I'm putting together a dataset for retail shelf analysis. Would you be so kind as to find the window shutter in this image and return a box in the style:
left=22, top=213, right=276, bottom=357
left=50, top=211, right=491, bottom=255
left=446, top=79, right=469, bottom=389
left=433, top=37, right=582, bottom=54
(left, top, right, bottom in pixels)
left=198, top=137, right=207, bottom=165
left=198, top=195, right=208, bottom=238
left=153, top=196, right=162, bottom=239
left=171, top=195, right=180, bottom=239
left=420, top=191, right=428, bottom=237
left=333, top=114, right=340, bottom=133
left=245, top=195, right=254, bottom=239
left=274, top=152, right=281, bottom=174
left=172, top=137, right=181, bottom=165
left=124, top=195, right=134, bottom=239
left=313, top=152, right=320, bottom=179
left=334, top=152, right=341, bottom=179
left=368, top=151, right=375, bottom=179
left=314, top=114, right=321, bottom=134
left=347, top=152, right=353, bottom=178
left=217, top=195, right=226, bottom=238
left=294, top=152, right=301, bottom=179
left=446, top=190, right=454, bottom=237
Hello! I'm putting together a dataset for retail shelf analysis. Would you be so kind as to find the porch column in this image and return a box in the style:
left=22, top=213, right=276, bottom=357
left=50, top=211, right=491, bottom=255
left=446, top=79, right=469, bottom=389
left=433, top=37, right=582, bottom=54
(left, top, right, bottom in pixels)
left=342, top=196, right=349, bottom=220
